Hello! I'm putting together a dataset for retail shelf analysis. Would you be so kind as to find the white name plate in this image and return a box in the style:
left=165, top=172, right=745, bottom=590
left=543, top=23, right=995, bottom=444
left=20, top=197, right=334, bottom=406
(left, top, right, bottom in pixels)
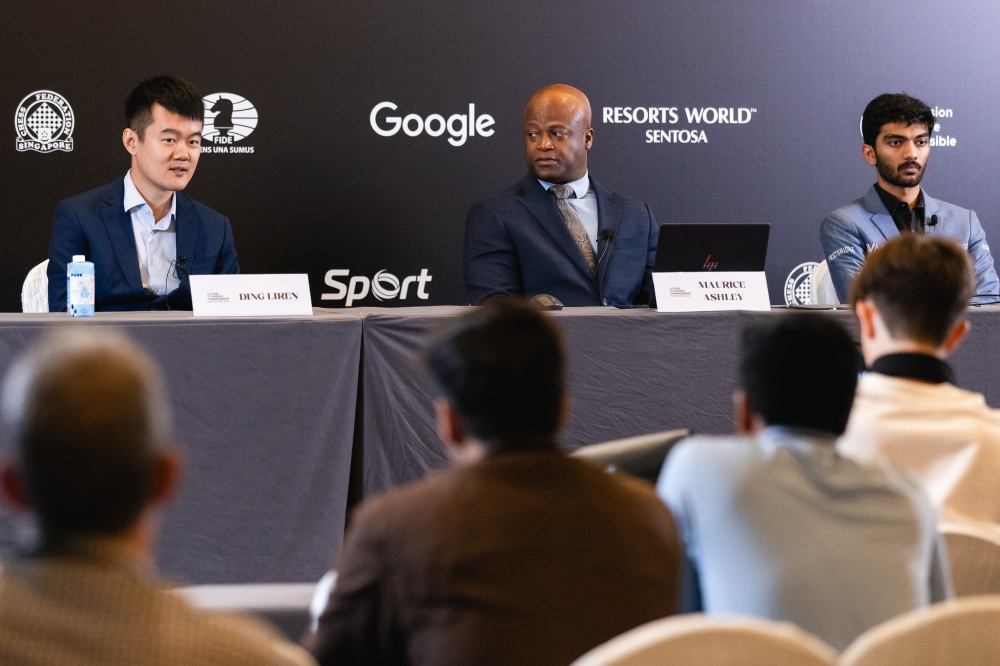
left=653, top=271, right=770, bottom=313
left=190, top=274, right=313, bottom=317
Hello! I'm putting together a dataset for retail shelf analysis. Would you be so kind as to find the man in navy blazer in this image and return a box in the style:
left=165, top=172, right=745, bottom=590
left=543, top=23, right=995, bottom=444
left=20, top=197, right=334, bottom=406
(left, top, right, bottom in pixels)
left=464, top=85, right=658, bottom=307
left=821, top=93, right=998, bottom=303
left=47, top=76, right=238, bottom=312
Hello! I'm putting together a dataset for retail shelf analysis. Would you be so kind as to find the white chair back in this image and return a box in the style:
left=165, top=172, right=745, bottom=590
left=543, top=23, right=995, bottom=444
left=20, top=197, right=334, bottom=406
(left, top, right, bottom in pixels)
left=809, top=260, right=840, bottom=306
left=309, top=570, right=338, bottom=633
left=941, top=522, right=1000, bottom=596
left=173, top=582, right=317, bottom=640
left=839, top=595, right=1000, bottom=666
left=21, top=259, right=49, bottom=313
left=571, top=614, right=837, bottom=666
left=571, top=429, right=690, bottom=483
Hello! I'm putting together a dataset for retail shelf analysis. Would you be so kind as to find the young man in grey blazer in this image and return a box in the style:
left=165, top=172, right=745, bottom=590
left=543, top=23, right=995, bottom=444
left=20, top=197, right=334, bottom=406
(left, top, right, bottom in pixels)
left=820, top=93, right=999, bottom=303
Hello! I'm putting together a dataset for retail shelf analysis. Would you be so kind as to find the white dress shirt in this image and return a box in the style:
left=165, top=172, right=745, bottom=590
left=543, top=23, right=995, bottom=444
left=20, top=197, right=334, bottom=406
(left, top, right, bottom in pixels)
left=538, top=171, right=599, bottom=252
left=123, top=171, right=179, bottom=296
left=840, top=371, right=1000, bottom=532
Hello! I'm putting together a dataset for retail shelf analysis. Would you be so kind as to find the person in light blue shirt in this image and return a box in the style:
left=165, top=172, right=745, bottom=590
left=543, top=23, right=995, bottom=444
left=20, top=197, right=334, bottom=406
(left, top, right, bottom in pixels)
left=657, top=313, right=951, bottom=651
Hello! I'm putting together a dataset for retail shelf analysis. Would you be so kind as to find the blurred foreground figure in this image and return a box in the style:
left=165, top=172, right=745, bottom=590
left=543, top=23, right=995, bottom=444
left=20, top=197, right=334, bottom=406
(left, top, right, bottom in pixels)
left=0, top=330, right=313, bottom=666
left=658, top=313, right=951, bottom=651
left=840, top=234, right=1000, bottom=531
left=308, top=300, right=681, bottom=666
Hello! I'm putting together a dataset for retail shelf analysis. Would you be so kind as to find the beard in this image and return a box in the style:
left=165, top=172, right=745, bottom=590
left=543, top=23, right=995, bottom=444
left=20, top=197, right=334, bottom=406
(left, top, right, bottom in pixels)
left=875, top=152, right=925, bottom=188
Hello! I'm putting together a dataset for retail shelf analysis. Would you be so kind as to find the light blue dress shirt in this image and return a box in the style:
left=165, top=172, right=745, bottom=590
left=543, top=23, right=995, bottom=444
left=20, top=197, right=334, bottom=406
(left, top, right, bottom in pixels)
left=657, top=426, right=951, bottom=651
left=538, top=171, right=599, bottom=252
left=123, top=171, right=179, bottom=296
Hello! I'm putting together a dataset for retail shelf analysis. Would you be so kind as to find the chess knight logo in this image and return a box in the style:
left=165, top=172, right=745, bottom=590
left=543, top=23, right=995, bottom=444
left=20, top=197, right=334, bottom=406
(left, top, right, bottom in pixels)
left=201, top=93, right=257, bottom=154
left=15, top=90, right=75, bottom=153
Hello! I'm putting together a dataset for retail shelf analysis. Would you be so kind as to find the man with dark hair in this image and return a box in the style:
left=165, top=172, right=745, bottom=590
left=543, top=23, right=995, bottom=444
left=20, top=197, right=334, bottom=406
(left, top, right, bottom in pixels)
left=308, top=301, right=682, bottom=666
left=0, top=330, right=312, bottom=665
left=47, top=75, right=239, bottom=312
left=657, top=312, right=950, bottom=651
left=464, top=84, right=659, bottom=306
left=820, top=93, right=998, bottom=303
left=840, top=234, right=1000, bottom=531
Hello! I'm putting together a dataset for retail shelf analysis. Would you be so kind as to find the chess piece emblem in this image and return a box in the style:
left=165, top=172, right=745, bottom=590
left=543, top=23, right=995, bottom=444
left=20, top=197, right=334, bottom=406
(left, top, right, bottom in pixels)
left=202, top=93, right=257, bottom=146
left=15, top=90, right=75, bottom=153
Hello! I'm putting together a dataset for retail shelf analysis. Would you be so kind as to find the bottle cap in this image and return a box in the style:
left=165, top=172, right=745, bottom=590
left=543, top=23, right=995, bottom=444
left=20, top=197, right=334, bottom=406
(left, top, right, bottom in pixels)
left=72, top=255, right=86, bottom=262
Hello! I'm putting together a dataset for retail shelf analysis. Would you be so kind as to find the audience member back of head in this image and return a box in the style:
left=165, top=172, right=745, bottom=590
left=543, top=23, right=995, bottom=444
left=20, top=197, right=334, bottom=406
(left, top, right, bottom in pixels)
left=658, top=312, right=951, bottom=651
left=308, top=300, right=682, bottom=666
left=0, top=329, right=313, bottom=666
left=841, top=234, right=1000, bottom=529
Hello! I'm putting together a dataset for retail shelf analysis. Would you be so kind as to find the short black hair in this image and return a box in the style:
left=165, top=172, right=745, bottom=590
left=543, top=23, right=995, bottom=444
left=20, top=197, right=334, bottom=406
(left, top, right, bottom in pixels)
left=862, top=93, right=935, bottom=147
left=851, top=235, right=973, bottom=346
left=1, top=331, right=171, bottom=537
left=426, top=300, right=564, bottom=441
left=740, top=313, right=861, bottom=436
left=125, top=75, right=204, bottom=139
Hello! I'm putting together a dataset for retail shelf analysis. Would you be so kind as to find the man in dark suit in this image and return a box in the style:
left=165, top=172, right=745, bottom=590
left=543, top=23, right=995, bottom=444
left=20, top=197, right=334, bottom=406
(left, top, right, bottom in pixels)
left=47, top=76, right=238, bottom=312
left=464, top=85, right=658, bottom=306
left=307, top=301, right=681, bottom=666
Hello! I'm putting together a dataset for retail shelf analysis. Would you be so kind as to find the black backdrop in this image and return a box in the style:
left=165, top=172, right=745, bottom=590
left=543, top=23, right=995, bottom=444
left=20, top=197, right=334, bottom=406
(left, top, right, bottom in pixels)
left=3, top=1, right=998, bottom=311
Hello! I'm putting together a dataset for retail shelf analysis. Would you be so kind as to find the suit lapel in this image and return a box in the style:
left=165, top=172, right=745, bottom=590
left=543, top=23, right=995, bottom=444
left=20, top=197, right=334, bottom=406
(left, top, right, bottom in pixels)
left=863, top=185, right=900, bottom=241
left=175, top=192, right=200, bottom=269
left=515, top=174, right=594, bottom=279
left=101, top=181, right=144, bottom=293
left=592, top=178, right=624, bottom=290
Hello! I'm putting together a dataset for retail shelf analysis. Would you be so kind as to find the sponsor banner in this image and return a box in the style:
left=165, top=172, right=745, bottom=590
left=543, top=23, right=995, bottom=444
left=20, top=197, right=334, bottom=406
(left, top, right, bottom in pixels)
left=653, top=271, right=770, bottom=312
left=190, top=274, right=312, bottom=317
left=322, top=269, right=432, bottom=306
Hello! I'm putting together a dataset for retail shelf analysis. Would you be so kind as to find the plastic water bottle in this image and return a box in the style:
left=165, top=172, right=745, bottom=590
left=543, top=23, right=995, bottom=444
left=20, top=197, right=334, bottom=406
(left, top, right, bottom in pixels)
left=67, top=255, right=95, bottom=317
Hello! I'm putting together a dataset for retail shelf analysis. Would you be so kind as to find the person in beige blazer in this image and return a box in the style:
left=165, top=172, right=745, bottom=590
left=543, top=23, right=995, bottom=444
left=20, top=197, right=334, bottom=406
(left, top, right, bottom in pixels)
left=839, top=234, right=1000, bottom=531
left=306, top=301, right=682, bottom=666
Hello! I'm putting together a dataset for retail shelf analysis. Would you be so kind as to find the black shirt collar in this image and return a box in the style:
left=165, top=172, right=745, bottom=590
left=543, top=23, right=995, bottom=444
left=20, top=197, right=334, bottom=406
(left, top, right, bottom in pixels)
left=874, top=183, right=925, bottom=234
left=869, top=352, right=954, bottom=384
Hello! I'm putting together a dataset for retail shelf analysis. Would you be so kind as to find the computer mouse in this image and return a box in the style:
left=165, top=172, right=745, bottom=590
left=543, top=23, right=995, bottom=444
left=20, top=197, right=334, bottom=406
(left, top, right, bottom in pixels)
left=529, top=294, right=564, bottom=310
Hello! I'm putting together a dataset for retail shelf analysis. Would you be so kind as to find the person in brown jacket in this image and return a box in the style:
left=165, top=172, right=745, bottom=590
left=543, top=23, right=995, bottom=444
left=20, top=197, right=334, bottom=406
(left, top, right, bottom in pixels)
left=307, top=300, right=681, bottom=666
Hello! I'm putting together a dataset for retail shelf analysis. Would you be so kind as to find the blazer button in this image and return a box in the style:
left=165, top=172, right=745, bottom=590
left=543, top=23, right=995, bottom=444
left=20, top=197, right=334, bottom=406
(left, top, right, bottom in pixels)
left=602, top=298, right=608, bottom=306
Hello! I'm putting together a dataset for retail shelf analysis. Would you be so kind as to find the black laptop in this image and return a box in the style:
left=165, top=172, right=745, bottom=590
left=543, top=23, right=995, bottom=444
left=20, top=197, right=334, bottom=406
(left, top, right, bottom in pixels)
left=654, top=223, right=770, bottom=272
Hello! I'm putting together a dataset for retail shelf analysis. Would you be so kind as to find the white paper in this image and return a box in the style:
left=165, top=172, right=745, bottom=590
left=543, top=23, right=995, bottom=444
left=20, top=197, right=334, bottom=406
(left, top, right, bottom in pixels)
left=190, top=274, right=313, bottom=317
left=653, top=271, right=770, bottom=313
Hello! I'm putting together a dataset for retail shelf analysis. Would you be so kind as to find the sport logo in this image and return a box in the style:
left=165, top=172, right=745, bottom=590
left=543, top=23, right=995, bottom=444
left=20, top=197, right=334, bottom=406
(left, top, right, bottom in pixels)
left=784, top=262, right=818, bottom=306
left=201, top=93, right=257, bottom=154
left=15, top=90, right=75, bottom=153
left=322, top=269, right=433, bottom=306
left=702, top=254, right=719, bottom=270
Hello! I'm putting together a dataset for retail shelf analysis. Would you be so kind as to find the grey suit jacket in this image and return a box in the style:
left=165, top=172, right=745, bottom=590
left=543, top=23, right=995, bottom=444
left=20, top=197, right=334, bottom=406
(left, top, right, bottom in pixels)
left=820, top=185, right=999, bottom=303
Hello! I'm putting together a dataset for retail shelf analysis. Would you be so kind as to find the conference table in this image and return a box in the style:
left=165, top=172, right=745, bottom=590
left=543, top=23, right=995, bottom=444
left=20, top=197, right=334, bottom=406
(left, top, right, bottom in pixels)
left=2, top=305, right=1000, bottom=585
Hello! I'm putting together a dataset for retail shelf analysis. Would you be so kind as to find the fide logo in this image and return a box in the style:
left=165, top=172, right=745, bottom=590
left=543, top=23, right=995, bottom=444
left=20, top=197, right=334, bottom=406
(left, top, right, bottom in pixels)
left=15, top=90, right=75, bottom=153
left=784, top=262, right=819, bottom=306
left=201, top=93, right=257, bottom=154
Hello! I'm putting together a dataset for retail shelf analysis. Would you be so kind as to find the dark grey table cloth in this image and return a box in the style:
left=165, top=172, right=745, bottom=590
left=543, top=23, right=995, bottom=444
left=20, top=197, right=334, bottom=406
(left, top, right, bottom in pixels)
left=0, top=310, right=362, bottom=585
left=358, top=305, right=1000, bottom=497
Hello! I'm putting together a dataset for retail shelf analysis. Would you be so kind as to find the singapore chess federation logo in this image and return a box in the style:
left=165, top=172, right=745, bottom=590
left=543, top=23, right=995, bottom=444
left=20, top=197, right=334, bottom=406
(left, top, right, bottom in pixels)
left=201, top=93, right=257, bottom=154
left=784, top=262, right=819, bottom=306
left=15, top=90, right=75, bottom=153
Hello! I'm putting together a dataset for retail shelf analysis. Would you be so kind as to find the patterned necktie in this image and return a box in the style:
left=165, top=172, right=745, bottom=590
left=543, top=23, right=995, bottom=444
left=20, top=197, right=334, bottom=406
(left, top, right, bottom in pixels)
left=550, top=184, right=598, bottom=274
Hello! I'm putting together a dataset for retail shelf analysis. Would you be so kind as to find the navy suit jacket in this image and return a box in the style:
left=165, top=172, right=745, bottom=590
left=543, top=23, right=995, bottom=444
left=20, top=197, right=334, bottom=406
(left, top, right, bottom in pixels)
left=464, top=174, right=658, bottom=306
left=47, top=178, right=239, bottom=312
